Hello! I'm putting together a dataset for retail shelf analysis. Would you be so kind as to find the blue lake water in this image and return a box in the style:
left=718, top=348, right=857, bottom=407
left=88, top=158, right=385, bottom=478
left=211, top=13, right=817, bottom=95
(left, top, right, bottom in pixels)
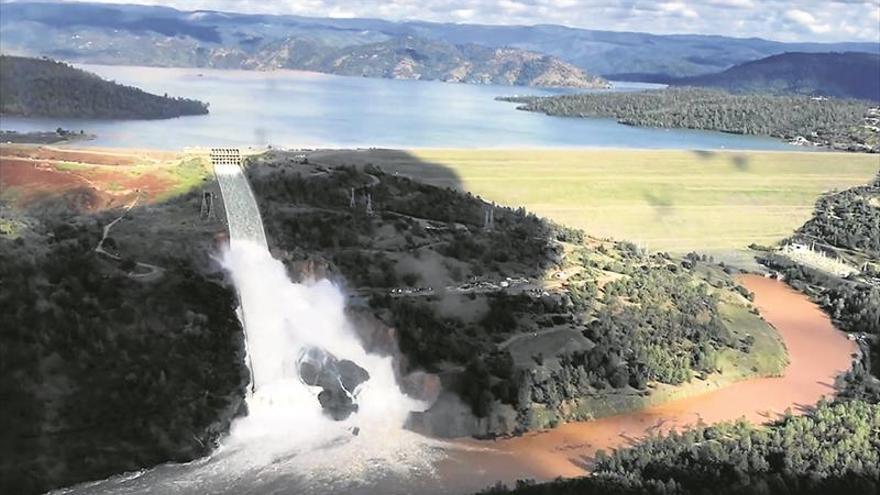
left=1, top=64, right=795, bottom=150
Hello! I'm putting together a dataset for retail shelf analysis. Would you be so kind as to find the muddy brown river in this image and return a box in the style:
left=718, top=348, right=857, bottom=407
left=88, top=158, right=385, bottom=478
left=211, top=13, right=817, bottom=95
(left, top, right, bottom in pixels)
left=54, top=276, right=857, bottom=495
left=431, top=274, right=858, bottom=492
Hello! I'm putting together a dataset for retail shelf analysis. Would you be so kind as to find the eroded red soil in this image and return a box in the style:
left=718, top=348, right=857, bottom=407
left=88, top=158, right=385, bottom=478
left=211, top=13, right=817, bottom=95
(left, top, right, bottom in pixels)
left=1, top=145, right=179, bottom=211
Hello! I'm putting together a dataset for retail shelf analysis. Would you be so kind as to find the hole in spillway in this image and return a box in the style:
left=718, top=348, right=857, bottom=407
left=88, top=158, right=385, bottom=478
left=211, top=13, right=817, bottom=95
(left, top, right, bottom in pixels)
left=212, top=239, right=448, bottom=491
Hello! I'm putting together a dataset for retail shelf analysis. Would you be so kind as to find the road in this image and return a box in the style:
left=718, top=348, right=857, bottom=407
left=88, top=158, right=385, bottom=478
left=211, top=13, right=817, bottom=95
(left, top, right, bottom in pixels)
left=94, top=195, right=164, bottom=280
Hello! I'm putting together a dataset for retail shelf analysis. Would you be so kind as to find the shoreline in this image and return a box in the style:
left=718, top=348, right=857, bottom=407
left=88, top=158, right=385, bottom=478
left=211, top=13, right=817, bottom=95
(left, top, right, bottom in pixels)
left=2, top=141, right=848, bottom=155
left=436, top=274, right=857, bottom=491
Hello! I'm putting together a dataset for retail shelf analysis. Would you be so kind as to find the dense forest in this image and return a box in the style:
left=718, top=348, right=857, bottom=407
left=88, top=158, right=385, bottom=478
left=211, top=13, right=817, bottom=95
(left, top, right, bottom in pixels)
left=672, top=52, right=880, bottom=102
left=0, top=55, right=209, bottom=119
left=482, top=399, right=879, bottom=495
left=500, top=88, right=879, bottom=152
left=794, top=174, right=880, bottom=257
left=762, top=173, right=880, bottom=391
left=383, top=255, right=746, bottom=428
left=245, top=153, right=779, bottom=436
left=0, top=192, right=247, bottom=495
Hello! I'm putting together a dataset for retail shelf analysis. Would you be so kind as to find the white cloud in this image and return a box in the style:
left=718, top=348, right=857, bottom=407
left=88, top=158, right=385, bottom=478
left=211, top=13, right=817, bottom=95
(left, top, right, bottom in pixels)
left=326, top=6, right=355, bottom=18
left=452, top=8, right=476, bottom=20
left=870, top=3, right=880, bottom=23
left=785, top=9, right=817, bottom=26
left=661, top=2, right=700, bottom=18
left=706, top=0, right=755, bottom=8
left=498, top=0, right=529, bottom=15
left=784, top=8, right=831, bottom=34
left=548, top=0, right=580, bottom=7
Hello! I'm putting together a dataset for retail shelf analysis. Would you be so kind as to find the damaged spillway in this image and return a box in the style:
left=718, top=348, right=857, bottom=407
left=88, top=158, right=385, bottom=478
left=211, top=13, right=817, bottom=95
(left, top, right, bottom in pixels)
left=215, top=154, right=374, bottom=421
left=213, top=153, right=385, bottom=424
left=211, top=152, right=440, bottom=488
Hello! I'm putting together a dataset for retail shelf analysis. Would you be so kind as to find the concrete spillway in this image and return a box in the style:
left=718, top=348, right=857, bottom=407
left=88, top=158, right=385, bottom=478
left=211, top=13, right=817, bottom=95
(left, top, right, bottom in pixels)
left=212, top=153, right=266, bottom=392
left=193, top=150, right=442, bottom=494
left=214, top=162, right=268, bottom=249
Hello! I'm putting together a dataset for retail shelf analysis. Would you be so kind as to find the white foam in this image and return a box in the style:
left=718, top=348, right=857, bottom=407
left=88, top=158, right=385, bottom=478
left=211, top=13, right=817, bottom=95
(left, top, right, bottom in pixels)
left=216, top=240, right=442, bottom=483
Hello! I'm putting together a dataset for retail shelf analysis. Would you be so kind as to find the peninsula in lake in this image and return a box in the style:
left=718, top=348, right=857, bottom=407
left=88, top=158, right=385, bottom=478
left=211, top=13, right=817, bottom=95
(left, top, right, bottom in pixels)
left=0, top=55, right=208, bottom=119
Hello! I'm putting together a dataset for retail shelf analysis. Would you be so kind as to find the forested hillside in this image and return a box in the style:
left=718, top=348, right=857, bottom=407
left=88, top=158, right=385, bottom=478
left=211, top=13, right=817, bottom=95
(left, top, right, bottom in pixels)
left=203, top=35, right=607, bottom=88
left=245, top=152, right=784, bottom=438
left=500, top=88, right=880, bottom=152
left=0, top=190, right=247, bottom=494
left=482, top=174, right=880, bottom=495
left=796, top=176, right=880, bottom=257
left=292, top=37, right=608, bottom=88
left=0, top=55, right=209, bottom=119
left=673, top=52, right=880, bottom=102
left=482, top=400, right=879, bottom=495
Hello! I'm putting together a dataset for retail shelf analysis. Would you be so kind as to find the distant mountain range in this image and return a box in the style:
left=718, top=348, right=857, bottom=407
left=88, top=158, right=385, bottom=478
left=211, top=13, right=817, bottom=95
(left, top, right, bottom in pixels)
left=1, top=1, right=877, bottom=83
left=0, top=55, right=208, bottom=119
left=672, top=52, right=880, bottom=101
left=199, top=36, right=607, bottom=88
left=0, top=2, right=603, bottom=88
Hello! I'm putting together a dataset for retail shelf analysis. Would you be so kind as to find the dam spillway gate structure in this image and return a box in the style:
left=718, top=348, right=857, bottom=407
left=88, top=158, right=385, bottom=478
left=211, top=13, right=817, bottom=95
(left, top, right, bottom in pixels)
left=210, top=148, right=268, bottom=249
left=210, top=147, right=267, bottom=392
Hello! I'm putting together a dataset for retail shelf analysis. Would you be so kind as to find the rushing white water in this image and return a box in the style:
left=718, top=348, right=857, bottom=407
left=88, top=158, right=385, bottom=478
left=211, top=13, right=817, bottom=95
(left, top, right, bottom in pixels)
left=220, top=239, right=431, bottom=458
left=213, top=160, right=426, bottom=441
left=52, top=238, right=451, bottom=495
left=207, top=161, right=444, bottom=490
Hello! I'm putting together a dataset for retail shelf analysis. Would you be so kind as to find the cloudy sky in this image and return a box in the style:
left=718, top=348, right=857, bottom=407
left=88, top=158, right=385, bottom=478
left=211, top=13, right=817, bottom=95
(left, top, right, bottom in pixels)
left=61, top=0, right=880, bottom=42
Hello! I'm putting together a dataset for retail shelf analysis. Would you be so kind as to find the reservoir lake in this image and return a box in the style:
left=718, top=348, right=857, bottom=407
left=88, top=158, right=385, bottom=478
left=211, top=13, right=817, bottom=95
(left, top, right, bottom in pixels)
left=1, top=64, right=796, bottom=151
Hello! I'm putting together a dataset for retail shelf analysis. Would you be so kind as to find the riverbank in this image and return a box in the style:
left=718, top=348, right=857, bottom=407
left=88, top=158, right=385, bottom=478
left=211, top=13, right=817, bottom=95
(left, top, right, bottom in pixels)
left=15, top=147, right=861, bottom=495
left=436, top=274, right=857, bottom=491
left=0, top=129, right=95, bottom=144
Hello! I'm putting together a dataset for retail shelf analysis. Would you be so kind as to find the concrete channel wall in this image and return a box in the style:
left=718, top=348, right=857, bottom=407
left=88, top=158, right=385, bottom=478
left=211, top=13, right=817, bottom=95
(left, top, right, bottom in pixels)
left=213, top=161, right=268, bottom=248
left=211, top=151, right=267, bottom=391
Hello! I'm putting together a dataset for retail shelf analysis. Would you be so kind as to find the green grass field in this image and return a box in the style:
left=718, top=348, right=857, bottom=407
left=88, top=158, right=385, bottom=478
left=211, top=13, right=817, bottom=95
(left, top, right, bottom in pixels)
left=312, top=149, right=879, bottom=254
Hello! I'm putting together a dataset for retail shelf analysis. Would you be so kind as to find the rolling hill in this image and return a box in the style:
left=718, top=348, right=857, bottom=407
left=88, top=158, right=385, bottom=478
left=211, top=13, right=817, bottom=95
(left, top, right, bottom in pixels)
left=228, top=36, right=608, bottom=88
left=673, top=52, right=880, bottom=101
left=1, top=1, right=877, bottom=81
left=0, top=55, right=209, bottom=119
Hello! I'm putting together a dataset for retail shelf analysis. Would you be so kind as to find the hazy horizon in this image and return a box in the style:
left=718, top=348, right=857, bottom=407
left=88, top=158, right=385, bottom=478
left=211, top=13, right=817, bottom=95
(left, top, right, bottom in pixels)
left=3, top=0, right=878, bottom=44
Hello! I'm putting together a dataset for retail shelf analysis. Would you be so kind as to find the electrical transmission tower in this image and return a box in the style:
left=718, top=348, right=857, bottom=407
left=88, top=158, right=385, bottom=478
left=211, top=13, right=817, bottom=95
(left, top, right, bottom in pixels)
left=483, top=205, right=494, bottom=230
left=200, top=191, right=216, bottom=221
